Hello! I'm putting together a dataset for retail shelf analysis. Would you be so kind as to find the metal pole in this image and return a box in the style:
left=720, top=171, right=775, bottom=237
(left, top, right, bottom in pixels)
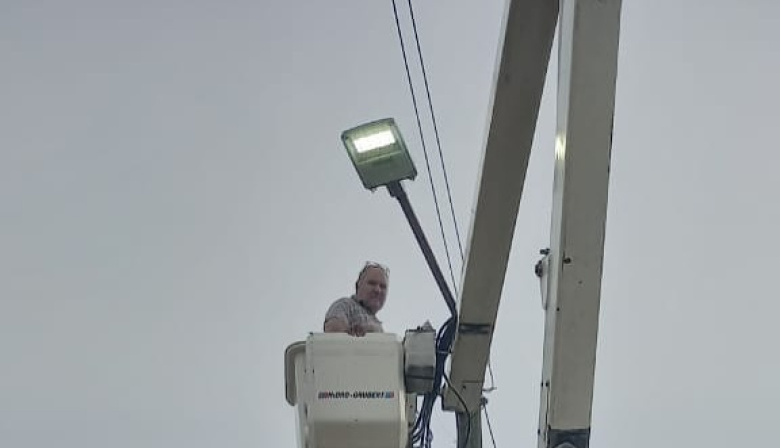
left=386, top=181, right=457, bottom=315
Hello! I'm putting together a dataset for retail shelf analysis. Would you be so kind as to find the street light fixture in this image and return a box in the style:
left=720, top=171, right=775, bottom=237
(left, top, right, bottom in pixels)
left=341, top=118, right=417, bottom=190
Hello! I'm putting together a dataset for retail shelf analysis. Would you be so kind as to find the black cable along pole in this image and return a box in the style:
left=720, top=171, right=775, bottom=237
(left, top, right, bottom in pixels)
left=386, top=181, right=457, bottom=317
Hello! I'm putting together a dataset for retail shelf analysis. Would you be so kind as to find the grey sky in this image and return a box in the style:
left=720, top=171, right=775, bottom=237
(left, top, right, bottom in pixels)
left=1, top=0, right=778, bottom=447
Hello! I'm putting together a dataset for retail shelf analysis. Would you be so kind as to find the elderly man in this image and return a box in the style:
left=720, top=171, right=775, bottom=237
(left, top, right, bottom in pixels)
left=323, top=262, right=388, bottom=336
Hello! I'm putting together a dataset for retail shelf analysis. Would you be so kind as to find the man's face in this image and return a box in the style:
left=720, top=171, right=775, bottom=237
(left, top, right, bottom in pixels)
left=356, top=267, right=388, bottom=314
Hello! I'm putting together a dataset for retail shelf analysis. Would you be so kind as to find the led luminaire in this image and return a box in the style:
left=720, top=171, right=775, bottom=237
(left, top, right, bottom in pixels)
left=354, top=130, right=396, bottom=153
left=341, top=118, right=417, bottom=190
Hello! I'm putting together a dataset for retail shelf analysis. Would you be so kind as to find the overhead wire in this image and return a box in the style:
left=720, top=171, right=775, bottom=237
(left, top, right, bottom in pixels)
left=400, top=2, right=474, bottom=446
left=390, top=0, right=459, bottom=297
left=483, top=399, right=498, bottom=448
left=404, top=0, right=466, bottom=270
left=403, top=0, right=499, bottom=396
left=387, top=6, right=458, bottom=444
left=408, top=0, right=502, bottom=436
left=391, top=0, right=502, bottom=446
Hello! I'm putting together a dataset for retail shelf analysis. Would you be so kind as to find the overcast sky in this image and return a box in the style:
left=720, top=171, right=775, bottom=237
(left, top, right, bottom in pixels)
left=2, top=1, right=779, bottom=447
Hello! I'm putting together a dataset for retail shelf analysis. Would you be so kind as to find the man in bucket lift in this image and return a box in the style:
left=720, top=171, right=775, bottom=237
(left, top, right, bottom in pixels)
left=323, top=262, right=388, bottom=336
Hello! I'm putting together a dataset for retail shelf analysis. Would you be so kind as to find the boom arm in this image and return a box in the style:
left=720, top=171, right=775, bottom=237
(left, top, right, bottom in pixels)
left=442, top=0, right=559, bottom=415
left=445, top=1, right=622, bottom=448
left=538, top=2, right=622, bottom=447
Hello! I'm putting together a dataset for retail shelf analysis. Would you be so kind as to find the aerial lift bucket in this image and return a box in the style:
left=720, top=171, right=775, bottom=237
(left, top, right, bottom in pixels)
left=285, top=333, right=409, bottom=448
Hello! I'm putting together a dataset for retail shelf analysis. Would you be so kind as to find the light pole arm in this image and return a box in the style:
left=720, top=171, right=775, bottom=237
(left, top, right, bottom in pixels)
left=386, top=181, right=457, bottom=316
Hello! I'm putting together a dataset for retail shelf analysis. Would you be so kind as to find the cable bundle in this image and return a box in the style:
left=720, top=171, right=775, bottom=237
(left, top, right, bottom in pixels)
left=410, top=315, right=456, bottom=448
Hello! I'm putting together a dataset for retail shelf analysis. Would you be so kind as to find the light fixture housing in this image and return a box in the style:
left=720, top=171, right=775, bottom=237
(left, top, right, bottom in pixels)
left=341, top=118, right=417, bottom=190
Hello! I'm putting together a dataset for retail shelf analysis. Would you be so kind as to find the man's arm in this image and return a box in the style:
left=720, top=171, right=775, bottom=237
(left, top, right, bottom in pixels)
left=324, top=299, right=352, bottom=334
left=324, top=317, right=367, bottom=336
left=324, top=298, right=367, bottom=336
left=323, top=317, right=349, bottom=333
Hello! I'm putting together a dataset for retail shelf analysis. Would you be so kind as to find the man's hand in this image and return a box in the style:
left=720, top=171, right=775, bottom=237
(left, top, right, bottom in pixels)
left=347, top=324, right=367, bottom=337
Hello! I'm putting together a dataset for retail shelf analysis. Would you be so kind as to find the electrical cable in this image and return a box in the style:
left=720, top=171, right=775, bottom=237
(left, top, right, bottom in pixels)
left=389, top=5, right=460, bottom=444
left=390, top=1, right=504, bottom=446
left=407, top=3, right=502, bottom=432
left=483, top=399, right=498, bottom=448
left=405, top=0, right=503, bottom=398
left=405, top=0, right=466, bottom=269
left=390, top=0, right=459, bottom=296
left=411, top=316, right=456, bottom=448
left=444, top=373, right=471, bottom=448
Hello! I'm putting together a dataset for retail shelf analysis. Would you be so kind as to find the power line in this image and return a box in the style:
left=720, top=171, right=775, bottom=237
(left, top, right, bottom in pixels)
left=405, top=0, right=466, bottom=266
left=445, top=374, right=472, bottom=448
left=483, top=399, right=498, bottom=448
left=392, top=1, right=500, bottom=446
left=390, top=0, right=459, bottom=296
left=404, top=0, right=499, bottom=396
left=390, top=4, right=460, bottom=448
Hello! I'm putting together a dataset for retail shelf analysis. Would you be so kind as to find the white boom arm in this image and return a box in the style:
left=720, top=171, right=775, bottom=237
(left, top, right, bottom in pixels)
left=445, top=1, right=623, bottom=448
left=537, top=2, right=622, bottom=447
left=442, top=0, right=559, bottom=414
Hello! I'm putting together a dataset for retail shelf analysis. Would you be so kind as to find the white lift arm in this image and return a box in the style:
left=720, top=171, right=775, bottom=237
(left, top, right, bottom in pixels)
left=444, top=1, right=622, bottom=448
left=443, top=0, right=559, bottom=414
left=537, top=2, right=622, bottom=447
